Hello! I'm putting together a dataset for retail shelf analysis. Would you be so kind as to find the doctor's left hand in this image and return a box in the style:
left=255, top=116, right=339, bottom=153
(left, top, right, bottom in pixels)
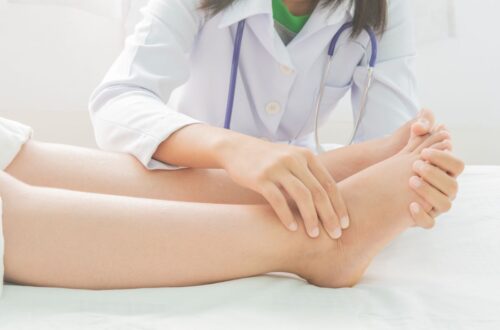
left=407, top=121, right=465, bottom=228
left=219, top=135, right=349, bottom=240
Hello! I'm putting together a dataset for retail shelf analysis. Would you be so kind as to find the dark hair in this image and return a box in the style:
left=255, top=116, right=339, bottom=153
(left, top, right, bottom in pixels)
left=200, top=0, right=387, bottom=36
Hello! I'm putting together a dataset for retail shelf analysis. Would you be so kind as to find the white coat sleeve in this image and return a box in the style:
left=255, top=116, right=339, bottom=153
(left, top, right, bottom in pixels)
left=88, top=0, right=204, bottom=170
left=351, top=0, right=420, bottom=143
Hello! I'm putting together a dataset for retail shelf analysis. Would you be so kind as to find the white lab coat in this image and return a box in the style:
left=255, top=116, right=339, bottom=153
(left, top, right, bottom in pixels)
left=89, top=0, right=419, bottom=170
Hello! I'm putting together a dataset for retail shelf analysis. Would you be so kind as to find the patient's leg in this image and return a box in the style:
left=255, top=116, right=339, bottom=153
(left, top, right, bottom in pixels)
left=5, top=132, right=407, bottom=206
left=6, top=141, right=265, bottom=204
left=298, top=131, right=449, bottom=287
left=0, top=132, right=449, bottom=289
left=5, top=112, right=435, bottom=205
left=0, top=171, right=298, bottom=289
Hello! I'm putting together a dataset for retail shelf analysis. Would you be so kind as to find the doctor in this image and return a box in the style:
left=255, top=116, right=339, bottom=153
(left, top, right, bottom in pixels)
left=89, top=0, right=457, bottom=240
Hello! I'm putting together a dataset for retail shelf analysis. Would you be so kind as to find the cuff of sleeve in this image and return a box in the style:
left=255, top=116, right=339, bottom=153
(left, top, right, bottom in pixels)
left=138, top=112, right=203, bottom=171
left=0, top=118, right=33, bottom=170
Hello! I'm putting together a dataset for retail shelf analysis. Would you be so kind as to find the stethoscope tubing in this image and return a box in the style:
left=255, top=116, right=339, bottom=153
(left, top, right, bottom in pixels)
left=225, top=19, right=378, bottom=152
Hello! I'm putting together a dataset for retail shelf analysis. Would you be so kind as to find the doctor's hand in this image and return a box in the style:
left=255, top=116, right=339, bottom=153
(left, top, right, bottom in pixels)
left=408, top=127, right=465, bottom=228
left=218, top=136, right=349, bottom=240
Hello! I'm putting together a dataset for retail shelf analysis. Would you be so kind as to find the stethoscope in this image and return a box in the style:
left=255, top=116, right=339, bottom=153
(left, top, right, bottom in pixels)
left=224, top=20, right=378, bottom=154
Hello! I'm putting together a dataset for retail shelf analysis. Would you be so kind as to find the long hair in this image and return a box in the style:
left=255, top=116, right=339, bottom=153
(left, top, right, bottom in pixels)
left=199, top=0, right=387, bottom=36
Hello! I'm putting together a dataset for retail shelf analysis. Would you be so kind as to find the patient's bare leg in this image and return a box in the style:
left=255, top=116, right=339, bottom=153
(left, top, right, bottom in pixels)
left=0, top=132, right=449, bottom=289
left=6, top=141, right=265, bottom=204
left=5, top=112, right=435, bottom=205
left=5, top=134, right=404, bottom=205
left=0, top=171, right=299, bottom=289
left=298, top=131, right=450, bottom=287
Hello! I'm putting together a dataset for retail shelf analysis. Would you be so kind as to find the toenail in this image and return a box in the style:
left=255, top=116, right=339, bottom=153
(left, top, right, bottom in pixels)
left=340, top=216, right=350, bottom=229
left=331, top=228, right=342, bottom=239
left=410, top=176, right=422, bottom=188
left=410, top=202, right=421, bottom=214
left=310, top=227, right=320, bottom=237
left=439, top=130, right=451, bottom=139
left=288, top=222, right=298, bottom=231
left=418, top=118, right=430, bottom=129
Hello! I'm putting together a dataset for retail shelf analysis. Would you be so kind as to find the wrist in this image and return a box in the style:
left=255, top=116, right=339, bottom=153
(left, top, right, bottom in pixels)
left=211, top=129, right=250, bottom=169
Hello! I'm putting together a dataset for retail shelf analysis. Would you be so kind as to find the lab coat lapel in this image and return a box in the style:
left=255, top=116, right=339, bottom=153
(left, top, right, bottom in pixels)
left=217, top=0, right=294, bottom=135
left=218, top=0, right=293, bottom=68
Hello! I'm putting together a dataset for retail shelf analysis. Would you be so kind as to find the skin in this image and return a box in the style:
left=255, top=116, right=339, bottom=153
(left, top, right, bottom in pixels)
left=0, top=0, right=465, bottom=291
left=154, top=104, right=453, bottom=238
left=0, top=123, right=463, bottom=289
left=283, top=0, right=320, bottom=16
left=6, top=111, right=457, bottom=237
left=151, top=0, right=450, bottom=239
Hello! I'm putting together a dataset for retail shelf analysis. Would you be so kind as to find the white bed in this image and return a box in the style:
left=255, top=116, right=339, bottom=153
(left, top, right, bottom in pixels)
left=1, top=166, right=499, bottom=329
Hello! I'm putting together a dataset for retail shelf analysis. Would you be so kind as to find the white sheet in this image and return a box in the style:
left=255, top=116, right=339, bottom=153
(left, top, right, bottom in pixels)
left=1, top=166, right=499, bottom=329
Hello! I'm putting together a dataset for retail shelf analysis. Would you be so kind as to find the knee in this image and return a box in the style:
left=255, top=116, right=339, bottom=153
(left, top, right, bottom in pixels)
left=0, top=171, right=31, bottom=200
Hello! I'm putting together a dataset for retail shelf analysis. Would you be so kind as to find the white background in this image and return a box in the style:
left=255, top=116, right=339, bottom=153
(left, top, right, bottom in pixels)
left=0, top=0, right=499, bottom=164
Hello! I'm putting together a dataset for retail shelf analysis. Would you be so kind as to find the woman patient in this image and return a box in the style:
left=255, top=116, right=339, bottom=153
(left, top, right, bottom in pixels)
left=0, top=110, right=463, bottom=290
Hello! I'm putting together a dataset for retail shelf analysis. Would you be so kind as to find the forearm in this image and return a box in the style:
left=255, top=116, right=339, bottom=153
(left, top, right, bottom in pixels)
left=156, top=123, right=400, bottom=179
left=153, top=123, right=254, bottom=169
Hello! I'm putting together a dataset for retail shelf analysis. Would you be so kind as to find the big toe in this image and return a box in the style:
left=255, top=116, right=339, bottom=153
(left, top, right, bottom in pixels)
left=414, top=129, right=451, bottom=154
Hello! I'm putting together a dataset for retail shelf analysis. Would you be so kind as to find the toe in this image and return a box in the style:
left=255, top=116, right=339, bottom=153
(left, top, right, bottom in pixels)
left=414, top=130, right=451, bottom=153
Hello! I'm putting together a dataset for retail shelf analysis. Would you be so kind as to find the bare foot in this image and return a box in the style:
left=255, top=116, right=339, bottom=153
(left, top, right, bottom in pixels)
left=295, top=129, right=451, bottom=288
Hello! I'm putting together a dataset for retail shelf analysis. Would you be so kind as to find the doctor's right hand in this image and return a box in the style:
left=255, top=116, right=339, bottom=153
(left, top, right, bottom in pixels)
left=217, top=135, right=349, bottom=239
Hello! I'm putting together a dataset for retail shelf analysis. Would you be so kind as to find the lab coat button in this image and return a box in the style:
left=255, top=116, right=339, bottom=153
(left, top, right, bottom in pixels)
left=265, top=102, right=281, bottom=115
left=280, top=65, right=294, bottom=75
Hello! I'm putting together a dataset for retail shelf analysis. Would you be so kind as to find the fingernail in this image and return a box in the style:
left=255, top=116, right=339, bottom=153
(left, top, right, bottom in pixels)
left=340, top=216, right=350, bottom=229
left=331, top=228, right=342, bottom=239
left=413, top=160, right=426, bottom=172
left=410, top=202, right=420, bottom=214
left=410, top=176, right=422, bottom=188
left=289, top=222, right=298, bottom=232
left=310, top=227, right=320, bottom=238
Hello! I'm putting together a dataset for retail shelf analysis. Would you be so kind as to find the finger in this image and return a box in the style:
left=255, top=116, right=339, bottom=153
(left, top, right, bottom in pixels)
left=421, top=149, right=465, bottom=177
left=409, top=176, right=453, bottom=214
left=308, top=156, right=349, bottom=230
left=413, top=160, right=459, bottom=200
left=280, top=175, right=320, bottom=238
left=288, top=159, right=342, bottom=239
left=429, top=208, right=441, bottom=218
left=409, top=202, right=436, bottom=229
left=415, top=130, right=451, bottom=153
left=260, top=183, right=298, bottom=232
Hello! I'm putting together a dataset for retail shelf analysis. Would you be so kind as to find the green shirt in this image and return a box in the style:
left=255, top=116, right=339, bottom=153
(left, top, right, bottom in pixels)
left=272, top=0, right=311, bottom=45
